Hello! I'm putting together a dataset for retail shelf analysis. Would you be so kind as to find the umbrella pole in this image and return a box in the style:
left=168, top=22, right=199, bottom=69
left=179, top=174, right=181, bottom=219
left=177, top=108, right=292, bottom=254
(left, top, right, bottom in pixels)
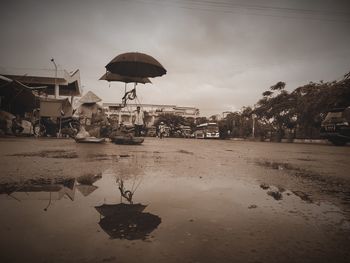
left=123, top=83, right=128, bottom=107
left=134, top=82, right=137, bottom=103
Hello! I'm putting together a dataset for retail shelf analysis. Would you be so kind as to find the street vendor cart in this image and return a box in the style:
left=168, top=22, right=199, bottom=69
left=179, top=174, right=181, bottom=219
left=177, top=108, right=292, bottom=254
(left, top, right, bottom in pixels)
left=33, top=97, right=80, bottom=137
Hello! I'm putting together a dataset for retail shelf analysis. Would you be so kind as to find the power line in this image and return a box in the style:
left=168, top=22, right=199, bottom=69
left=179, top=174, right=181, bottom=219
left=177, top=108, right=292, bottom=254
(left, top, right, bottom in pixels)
left=129, top=0, right=350, bottom=23
left=181, top=0, right=350, bottom=17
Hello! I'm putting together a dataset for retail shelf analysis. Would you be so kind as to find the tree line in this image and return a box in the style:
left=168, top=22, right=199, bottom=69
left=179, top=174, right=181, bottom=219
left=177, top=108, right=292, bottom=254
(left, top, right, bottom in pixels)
left=150, top=71, right=350, bottom=140
left=222, top=72, right=350, bottom=140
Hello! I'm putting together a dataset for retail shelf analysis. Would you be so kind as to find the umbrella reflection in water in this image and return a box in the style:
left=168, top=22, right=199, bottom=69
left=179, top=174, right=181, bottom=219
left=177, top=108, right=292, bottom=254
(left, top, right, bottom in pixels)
left=96, top=208, right=161, bottom=240
left=95, top=178, right=161, bottom=240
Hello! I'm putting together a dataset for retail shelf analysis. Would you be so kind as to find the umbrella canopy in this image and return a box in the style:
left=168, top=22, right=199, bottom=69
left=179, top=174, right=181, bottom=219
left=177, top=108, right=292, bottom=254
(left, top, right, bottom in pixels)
left=79, top=91, right=102, bottom=104
left=98, top=211, right=161, bottom=240
left=106, top=52, right=166, bottom=78
left=99, top=71, right=151, bottom=84
left=95, top=203, right=147, bottom=217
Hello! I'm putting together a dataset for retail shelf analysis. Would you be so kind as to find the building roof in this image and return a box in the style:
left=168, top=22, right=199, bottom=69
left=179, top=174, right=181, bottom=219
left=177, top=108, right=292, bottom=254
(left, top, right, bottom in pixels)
left=0, top=67, right=81, bottom=96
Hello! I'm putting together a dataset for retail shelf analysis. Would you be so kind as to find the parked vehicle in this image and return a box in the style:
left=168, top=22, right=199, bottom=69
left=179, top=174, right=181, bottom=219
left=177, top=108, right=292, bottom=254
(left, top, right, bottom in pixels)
left=194, top=123, right=220, bottom=139
left=320, top=107, right=350, bottom=146
left=180, top=125, right=192, bottom=138
left=33, top=116, right=80, bottom=137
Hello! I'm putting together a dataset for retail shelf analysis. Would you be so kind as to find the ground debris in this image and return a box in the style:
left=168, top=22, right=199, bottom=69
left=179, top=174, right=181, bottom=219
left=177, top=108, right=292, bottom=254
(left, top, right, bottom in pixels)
left=260, top=183, right=270, bottom=190
left=88, top=153, right=118, bottom=160
left=292, top=190, right=313, bottom=203
left=277, top=186, right=286, bottom=192
left=102, top=256, right=116, bottom=262
left=10, top=150, right=78, bottom=159
left=256, top=161, right=295, bottom=171
left=255, top=158, right=350, bottom=204
left=248, top=204, right=258, bottom=209
left=267, top=190, right=283, bottom=200
left=178, top=150, right=194, bottom=155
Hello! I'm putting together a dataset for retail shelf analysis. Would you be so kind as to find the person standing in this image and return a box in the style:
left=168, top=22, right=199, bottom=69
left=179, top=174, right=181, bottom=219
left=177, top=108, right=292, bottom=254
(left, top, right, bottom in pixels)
left=133, top=106, right=144, bottom=137
left=158, top=122, right=166, bottom=139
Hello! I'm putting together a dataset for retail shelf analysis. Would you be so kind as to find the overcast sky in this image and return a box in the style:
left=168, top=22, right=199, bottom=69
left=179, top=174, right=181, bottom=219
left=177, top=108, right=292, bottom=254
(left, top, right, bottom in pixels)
left=1, top=0, right=349, bottom=116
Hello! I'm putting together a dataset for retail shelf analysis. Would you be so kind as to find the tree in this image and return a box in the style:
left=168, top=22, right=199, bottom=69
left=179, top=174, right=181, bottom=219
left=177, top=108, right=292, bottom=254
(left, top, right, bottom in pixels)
left=155, top=113, right=186, bottom=136
left=291, top=73, right=350, bottom=138
left=222, top=107, right=254, bottom=138
left=254, top=81, right=296, bottom=141
left=195, top=117, right=209, bottom=125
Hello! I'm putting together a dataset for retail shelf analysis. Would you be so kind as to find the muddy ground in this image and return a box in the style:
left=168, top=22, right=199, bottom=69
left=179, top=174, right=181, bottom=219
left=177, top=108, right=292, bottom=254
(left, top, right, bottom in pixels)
left=0, top=137, right=350, bottom=263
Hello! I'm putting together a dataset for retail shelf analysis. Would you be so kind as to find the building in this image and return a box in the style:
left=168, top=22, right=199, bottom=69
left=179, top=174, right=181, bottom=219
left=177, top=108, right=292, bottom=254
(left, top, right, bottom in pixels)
left=103, top=102, right=200, bottom=127
left=0, top=67, right=82, bottom=98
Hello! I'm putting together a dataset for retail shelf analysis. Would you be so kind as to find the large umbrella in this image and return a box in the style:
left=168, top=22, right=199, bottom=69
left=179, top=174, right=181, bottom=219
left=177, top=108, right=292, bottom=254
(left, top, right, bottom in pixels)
left=105, top=52, right=166, bottom=78
left=99, top=71, right=151, bottom=106
left=99, top=71, right=151, bottom=84
left=100, top=72, right=151, bottom=107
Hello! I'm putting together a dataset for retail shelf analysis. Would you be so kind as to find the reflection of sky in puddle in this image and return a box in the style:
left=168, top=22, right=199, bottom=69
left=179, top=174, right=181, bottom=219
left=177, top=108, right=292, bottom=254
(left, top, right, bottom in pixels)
left=0, top=168, right=349, bottom=262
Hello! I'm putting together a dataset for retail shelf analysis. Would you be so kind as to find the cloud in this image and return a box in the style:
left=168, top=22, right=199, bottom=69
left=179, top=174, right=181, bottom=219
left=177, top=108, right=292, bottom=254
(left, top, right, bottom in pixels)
left=1, top=0, right=349, bottom=116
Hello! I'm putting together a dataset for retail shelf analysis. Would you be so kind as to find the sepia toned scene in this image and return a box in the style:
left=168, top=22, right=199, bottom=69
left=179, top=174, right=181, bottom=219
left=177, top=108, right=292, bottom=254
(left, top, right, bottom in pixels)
left=0, top=1, right=350, bottom=263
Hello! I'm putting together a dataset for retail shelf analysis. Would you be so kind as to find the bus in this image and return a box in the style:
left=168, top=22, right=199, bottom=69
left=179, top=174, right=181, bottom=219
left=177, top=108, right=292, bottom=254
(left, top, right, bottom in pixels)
left=194, top=123, right=220, bottom=139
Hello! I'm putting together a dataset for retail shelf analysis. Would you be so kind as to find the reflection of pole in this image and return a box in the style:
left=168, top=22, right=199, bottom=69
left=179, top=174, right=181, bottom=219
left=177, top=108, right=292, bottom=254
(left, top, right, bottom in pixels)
left=44, top=191, right=52, bottom=211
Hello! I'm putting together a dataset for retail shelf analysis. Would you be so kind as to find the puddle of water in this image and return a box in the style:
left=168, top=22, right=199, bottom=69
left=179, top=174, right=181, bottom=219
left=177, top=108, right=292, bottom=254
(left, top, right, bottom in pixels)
left=0, top=168, right=350, bottom=262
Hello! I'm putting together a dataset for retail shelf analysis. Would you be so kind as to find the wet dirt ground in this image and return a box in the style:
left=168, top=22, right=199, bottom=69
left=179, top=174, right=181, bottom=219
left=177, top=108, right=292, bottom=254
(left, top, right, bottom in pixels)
left=0, top=137, right=350, bottom=263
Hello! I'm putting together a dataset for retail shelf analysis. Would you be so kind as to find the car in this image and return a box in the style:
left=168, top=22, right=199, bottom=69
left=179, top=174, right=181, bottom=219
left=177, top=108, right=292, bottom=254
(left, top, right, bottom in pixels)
left=180, top=125, right=192, bottom=138
left=320, top=107, right=350, bottom=146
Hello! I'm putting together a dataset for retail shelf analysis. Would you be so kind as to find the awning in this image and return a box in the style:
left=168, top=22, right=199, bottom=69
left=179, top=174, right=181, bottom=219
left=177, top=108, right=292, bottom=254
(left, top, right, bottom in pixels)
left=0, top=76, right=39, bottom=114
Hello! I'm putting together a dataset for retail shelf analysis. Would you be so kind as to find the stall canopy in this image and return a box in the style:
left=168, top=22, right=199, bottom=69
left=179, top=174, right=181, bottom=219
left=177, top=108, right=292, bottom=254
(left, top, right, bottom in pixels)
left=0, top=67, right=82, bottom=97
left=0, top=75, right=40, bottom=115
left=40, top=97, right=73, bottom=118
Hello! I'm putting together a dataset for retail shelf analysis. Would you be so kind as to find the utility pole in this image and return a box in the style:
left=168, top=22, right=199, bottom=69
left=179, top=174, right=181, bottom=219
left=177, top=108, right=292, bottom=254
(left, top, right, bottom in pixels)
left=51, top=58, right=59, bottom=98
left=252, top=114, right=256, bottom=138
